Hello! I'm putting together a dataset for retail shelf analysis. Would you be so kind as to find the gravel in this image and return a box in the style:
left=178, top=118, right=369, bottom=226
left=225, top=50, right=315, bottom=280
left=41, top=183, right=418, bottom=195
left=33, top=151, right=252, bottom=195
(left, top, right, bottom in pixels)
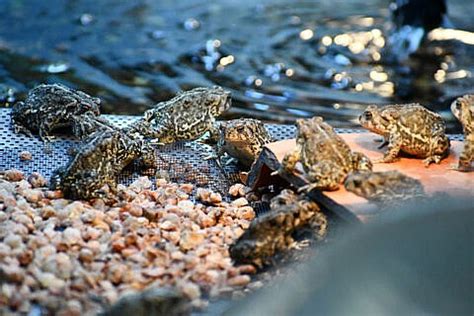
left=0, top=172, right=257, bottom=315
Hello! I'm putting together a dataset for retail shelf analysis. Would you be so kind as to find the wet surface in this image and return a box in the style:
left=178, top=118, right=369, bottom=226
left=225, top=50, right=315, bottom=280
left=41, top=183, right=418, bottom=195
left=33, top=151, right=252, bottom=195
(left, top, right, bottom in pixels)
left=0, top=0, right=473, bottom=132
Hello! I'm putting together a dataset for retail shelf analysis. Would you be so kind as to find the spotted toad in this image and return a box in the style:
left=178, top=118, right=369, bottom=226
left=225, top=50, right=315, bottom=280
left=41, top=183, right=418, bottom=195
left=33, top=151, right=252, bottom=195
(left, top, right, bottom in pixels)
left=217, top=118, right=273, bottom=168
left=344, top=170, right=425, bottom=208
left=359, top=103, right=450, bottom=166
left=278, top=116, right=373, bottom=192
left=229, top=189, right=327, bottom=267
left=127, top=86, right=231, bottom=144
left=11, top=83, right=101, bottom=141
left=451, top=95, right=473, bottom=171
left=50, top=129, right=156, bottom=200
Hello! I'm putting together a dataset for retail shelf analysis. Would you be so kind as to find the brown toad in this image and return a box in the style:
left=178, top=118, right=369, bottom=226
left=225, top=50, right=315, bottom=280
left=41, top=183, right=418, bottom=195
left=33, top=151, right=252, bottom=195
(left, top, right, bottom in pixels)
left=451, top=95, right=473, bottom=171
left=104, top=288, right=189, bottom=316
left=229, top=189, right=327, bottom=267
left=71, top=112, right=116, bottom=139
left=278, top=116, right=373, bottom=192
left=217, top=118, right=274, bottom=168
left=127, top=86, right=231, bottom=144
left=50, top=129, right=156, bottom=200
left=344, top=170, right=425, bottom=208
left=359, top=104, right=450, bottom=166
left=11, top=83, right=101, bottom=141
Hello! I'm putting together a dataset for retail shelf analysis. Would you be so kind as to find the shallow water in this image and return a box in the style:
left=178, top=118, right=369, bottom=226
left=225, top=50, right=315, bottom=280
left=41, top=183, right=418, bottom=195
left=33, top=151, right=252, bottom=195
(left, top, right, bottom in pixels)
left=0, top=0, right=473, bottom=132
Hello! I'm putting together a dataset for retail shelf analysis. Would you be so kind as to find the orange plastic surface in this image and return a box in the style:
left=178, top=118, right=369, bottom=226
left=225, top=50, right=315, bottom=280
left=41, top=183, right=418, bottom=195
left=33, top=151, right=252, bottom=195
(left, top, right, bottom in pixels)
left=265, top=133, right=473, bottom=221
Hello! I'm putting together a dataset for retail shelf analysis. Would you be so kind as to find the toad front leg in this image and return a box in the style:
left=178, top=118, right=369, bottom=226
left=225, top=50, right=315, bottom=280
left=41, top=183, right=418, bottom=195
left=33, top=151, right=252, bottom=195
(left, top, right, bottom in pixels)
left=138, top=142, right=160, bottom=170
left=457, top=147, right=474, bottom=171
left=280, top=148, right=301, bottom=174
left=196, top=120, right=221, bottom=145
left=451, top=137, right=473, bottom=171
left=39, top=119, right=58, bottom=142
left=205, top=121, right=221, bottom=144
left=422, top=155, right=443, bottom=166
left=271, top=147, right=301, bottom=178
left=12, top=121, right=34, bottom=138
left=208, top=140, right=226, bottom=167
left=375, top=133, right=402, bottom=163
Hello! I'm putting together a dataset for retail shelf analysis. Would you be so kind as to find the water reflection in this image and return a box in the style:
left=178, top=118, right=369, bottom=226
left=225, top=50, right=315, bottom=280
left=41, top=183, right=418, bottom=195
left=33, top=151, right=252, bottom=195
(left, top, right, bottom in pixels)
left=0, top=0, right=472, bottom=133
left=428, top=28, right=474, bottom=45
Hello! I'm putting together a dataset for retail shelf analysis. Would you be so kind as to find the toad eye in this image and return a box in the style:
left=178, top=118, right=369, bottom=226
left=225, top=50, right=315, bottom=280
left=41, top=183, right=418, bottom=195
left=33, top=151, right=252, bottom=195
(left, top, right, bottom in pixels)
left=363, top=111, right=373, bottom=121
left=237, top=126, right=246, bottom=133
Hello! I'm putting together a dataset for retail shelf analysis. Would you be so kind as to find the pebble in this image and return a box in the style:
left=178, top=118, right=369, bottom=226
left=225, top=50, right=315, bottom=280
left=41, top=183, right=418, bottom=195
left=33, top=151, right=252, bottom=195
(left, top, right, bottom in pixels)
left=27, top=172, right=47, bottom=188
left=125, top=203, right=143, bottom=217
left=231, top=197, right=249, bottom=207
left=227, top=275, right=251, bottom=287
left=79, top=248, right=94, bottom=263
left=228, top=183, right=247, bottom=197
left=236, top=206, right=256, bottom=221
left=179, top=281, right=201, bottom=299
left=4, top=234, right=22, bottom=248
left=37, top=272, right=66, bottom=292
left=21, top=188, right=43, bottom=203
left=209, top=192, right=223, bottom=204
left=179, top=183, right=194, bottom=194
left=19, top=151, right=33, bottom=161
left=63, top=227, right=82, bottom=245
left=177, top=199, right=195, bottom=213
left=3, top=169, right=24, bottom=181
left=128, top=176, right=152, bottom=192
left=180, top=230, right=205, bottom=251
left=0, top=264, right=24, bottom=283
left=247, top=280, right=264, bottom=291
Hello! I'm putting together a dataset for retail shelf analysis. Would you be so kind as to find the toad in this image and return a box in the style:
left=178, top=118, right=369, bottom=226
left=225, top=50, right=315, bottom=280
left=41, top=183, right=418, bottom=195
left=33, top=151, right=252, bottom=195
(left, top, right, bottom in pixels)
left=50, top=129, right=156, bottom=200
left=450, top=95, right=473, bottom=171
left=127, top=86, right=231, bottom=144
left=277, top=116, right=373, bottom=191
left=359, top=103, right=450, bottom=166
left=229, top=189, right=327, bottom=267
left=11, top=83, right=101, bottom=141
left=216, top=118, right=273, bottom=168
left=344, top=170, right=425, bottom=208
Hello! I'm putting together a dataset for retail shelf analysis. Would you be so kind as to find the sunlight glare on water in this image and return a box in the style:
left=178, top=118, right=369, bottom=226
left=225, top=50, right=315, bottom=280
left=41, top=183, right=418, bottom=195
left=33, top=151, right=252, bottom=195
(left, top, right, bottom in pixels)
left=0, top=0, right=472, bottom=132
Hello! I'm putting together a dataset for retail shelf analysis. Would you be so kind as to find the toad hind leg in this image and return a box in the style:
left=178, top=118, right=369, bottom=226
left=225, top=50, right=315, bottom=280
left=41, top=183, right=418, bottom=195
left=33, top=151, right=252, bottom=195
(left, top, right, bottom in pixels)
left=298, top=163, right=341, bottom=192
left=298, top=179, right=339, bottom=193
left=129, top=119, right=170, bottom=144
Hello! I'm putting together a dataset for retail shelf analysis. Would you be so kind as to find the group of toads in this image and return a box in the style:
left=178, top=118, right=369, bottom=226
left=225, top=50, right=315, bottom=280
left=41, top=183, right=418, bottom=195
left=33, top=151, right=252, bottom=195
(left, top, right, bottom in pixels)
left=9, top=83, right=473, bottom=266
left=231, top=95, right=472, bottom=266
left=276, top=96, right=472, bottom=204
left=10, top=83, right=472, bottom=208
left=11, top=83, right=234, bottom=199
